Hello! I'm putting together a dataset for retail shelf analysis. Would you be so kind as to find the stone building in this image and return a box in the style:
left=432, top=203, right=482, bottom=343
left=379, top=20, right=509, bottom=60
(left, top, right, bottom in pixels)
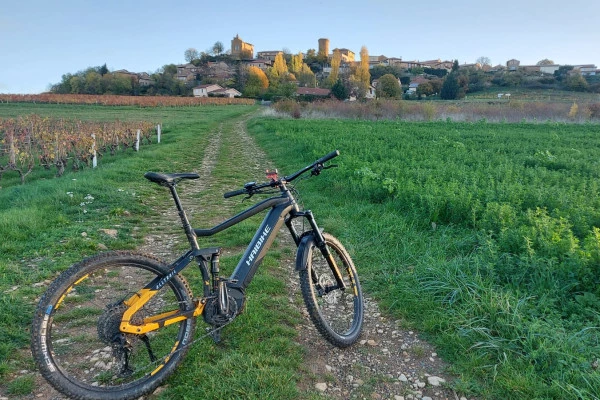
left=231, top=34, right=254, bottom=59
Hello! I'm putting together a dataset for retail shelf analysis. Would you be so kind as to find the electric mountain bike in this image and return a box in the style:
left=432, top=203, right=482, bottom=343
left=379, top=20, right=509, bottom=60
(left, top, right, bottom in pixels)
left=31, top=150, right=364, bottom=400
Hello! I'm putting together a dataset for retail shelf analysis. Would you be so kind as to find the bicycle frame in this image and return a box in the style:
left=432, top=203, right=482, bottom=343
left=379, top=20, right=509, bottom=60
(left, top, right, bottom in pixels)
left=120, top=180, right=343, bottom=335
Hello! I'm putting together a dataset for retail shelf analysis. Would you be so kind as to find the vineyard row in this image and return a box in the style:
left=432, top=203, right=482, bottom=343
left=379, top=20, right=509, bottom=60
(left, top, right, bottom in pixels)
left=0, top=93, right=255, bottom=107
left=0, top=114, right=158, bottom=183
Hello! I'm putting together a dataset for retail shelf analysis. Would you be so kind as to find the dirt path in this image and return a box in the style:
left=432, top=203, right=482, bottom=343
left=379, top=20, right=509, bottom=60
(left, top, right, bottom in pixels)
left=219, top=120, right=466, bottom=400
left=13, top=117, right=469, bottom=400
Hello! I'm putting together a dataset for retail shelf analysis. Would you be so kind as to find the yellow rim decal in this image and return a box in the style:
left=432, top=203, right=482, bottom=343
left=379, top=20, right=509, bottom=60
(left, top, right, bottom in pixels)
left=150, top=341, right=179, bottom=376
left=56, top=275, right=89, bottom=310
left=74, top=274, right=89, bottom=285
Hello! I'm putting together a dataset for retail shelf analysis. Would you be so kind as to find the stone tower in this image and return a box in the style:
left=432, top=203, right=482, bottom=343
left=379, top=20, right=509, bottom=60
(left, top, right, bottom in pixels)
left=318, top=38, right=330, bottom=58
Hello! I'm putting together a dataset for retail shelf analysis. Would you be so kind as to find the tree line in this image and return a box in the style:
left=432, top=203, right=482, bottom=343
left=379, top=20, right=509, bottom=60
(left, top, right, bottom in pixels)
left=49, top=48, right=600, bottom=101
left=50, top=64, right=192, bottom=97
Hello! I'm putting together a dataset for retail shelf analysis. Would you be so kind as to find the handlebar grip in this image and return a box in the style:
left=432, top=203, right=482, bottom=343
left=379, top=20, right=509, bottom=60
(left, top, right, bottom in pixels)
left=224, top=188, right=247, bottom=198
left=316, top=150, right=340, bottom=165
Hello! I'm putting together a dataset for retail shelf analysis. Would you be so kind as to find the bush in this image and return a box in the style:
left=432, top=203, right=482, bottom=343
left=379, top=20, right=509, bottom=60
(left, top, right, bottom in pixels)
left=588, top=103, right=600, bottom=119
left=422, top=103, right=436, bottom=121
left=568, top=103, right=579, bottom=119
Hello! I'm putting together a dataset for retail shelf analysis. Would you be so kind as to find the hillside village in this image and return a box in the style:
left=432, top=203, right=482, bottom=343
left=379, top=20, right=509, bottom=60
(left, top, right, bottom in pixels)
left=51, top=35, right=600, bottom=100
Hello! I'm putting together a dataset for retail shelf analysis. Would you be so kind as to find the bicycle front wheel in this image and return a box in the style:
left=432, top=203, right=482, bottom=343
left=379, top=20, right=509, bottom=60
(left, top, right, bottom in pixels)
left=298, top=233, right=364, bottom=347
left=31, top=251, right=196, bottom=400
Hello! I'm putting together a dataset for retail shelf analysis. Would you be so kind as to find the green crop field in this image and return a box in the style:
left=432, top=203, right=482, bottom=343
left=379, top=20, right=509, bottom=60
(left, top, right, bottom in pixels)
left=2, top=101, right=600, bottom=399
left=248, top=118, right=600, bottom=399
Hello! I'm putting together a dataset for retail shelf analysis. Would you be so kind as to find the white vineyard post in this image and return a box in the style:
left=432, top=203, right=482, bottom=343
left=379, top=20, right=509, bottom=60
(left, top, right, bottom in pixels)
left=91, top=133, right=97, bottom=168
left=157, top=124, right=161, bottom=143
left=135, top=129, right=140, bottom=151
left=9, top=135, right=16, bottom=165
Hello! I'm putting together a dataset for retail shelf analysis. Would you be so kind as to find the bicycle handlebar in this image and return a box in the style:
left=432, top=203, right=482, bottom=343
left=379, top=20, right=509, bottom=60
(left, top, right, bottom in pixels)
left=223, top=188, right=248, bottom=198
left=223, top=150, right=340, bottom=199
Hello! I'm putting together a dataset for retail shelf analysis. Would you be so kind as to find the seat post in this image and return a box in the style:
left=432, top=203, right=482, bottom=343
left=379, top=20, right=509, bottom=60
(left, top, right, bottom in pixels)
left=168, top=184, right=200, bottom=250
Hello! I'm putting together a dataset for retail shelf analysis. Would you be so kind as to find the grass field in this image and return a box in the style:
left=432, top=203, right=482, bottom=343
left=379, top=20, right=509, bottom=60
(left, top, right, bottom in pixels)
left=2, top=101, right=600, bottom=399
left=247, top=117, right=600, bottom=399
left=0, top=103, right=322, bottom=399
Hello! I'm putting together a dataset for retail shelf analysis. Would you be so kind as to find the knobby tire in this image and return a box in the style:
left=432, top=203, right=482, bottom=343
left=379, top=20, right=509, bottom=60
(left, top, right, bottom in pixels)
left=30, top=251, right=196, bottom=400
left=299, top=233, right=364, bottom=347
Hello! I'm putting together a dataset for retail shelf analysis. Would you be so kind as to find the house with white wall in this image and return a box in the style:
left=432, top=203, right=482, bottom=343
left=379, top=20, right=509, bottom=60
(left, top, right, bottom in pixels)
left=193, top=84, right=223, bottom=97
left=193, top=84, right=241, bottom=98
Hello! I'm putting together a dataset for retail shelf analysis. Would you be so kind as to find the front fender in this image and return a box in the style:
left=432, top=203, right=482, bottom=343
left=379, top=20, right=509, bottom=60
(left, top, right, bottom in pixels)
left=295, top=232, right=316, bottom=271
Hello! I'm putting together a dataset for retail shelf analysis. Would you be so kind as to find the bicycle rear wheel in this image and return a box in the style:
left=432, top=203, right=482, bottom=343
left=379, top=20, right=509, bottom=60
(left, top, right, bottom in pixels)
left=298, top=233, right=363, bottom=347
left=31, top=251, right=196, bottom=400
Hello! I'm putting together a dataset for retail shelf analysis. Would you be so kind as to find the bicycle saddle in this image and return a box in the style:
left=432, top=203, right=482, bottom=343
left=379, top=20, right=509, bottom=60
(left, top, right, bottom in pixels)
left=144, top=172, right=200, bottom=186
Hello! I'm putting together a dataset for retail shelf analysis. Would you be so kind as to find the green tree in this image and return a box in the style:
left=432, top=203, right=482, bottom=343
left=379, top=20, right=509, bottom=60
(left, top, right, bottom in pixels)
left=103, top=74, right=134, bottom=95
left=565, top=73, right=589, bottom=92
left=69, top=75, right=83, bottom=93
left=50, top=73, right=73, bottom=93
left=152, top=65, right=187, bottom=95
left=537, top=59, right=555, bottom=66
left=423, top=67, right=447, bottom=78
left=98, top=63, right=109, bottom=76
left=452, top=60, right=459, bottom=72
left=466, top=69, right=489, bottom=92
left=184, top=48, right=199, bottom=63
left=476, top=56, right=491, bottom=67
left=416, top=81, right=434, bottom=98
left=212, top=42, right=224, bottom=56
left=84, top=71, right=103, bottom=94
left=429, top=79, right=443, bottom=94
left=503, top=71, right=524, bottom=87
left=162, top=64, right=178, bottom=75
left=554, top=65, right=574, bottom=81
left=274, top=81, right=297, bottom=99
left=370, top=65, right=402, bottom=81
left=376, top=74, right=401, bottom=98
left=441, top=73, right=460, bottom=99
left=331, top=78, right=349, bottom=100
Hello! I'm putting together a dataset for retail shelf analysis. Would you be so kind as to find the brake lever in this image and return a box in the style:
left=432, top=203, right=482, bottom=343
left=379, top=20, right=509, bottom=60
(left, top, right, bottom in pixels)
left=311, top=163, right=338, bottom=176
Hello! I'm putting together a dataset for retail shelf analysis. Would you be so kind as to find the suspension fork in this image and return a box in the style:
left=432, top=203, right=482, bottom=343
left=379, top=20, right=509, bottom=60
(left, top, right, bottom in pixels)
left=291, top=210, right=346, bottom=291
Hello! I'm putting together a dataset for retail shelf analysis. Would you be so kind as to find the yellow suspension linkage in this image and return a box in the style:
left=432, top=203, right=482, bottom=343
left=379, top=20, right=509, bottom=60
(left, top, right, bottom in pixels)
left=120, top=288, right=205, bottom=335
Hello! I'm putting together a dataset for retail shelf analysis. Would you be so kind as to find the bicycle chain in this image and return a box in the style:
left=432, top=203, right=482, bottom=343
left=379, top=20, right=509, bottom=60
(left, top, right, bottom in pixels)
left=122, top=310, right=236, bottom=377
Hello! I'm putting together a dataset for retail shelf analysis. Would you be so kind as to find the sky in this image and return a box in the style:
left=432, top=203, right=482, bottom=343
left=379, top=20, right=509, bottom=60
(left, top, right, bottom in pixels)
left=1, top=0, right=598, bottom=94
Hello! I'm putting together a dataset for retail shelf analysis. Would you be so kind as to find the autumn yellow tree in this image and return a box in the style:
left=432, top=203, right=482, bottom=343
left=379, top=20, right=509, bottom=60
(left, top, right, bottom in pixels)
left=351, top=46, right=371, bottom=99
left=268, top=53, right=289, bottom=82
left=289, top=52, right=304, bottom=74
left=297, top=63, right=316, bottom=87
left=358, top=46, right=370, bottom=85
left=244, top=66, right=269, bottom=97
left=327, top=49, right=342, bottom=87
